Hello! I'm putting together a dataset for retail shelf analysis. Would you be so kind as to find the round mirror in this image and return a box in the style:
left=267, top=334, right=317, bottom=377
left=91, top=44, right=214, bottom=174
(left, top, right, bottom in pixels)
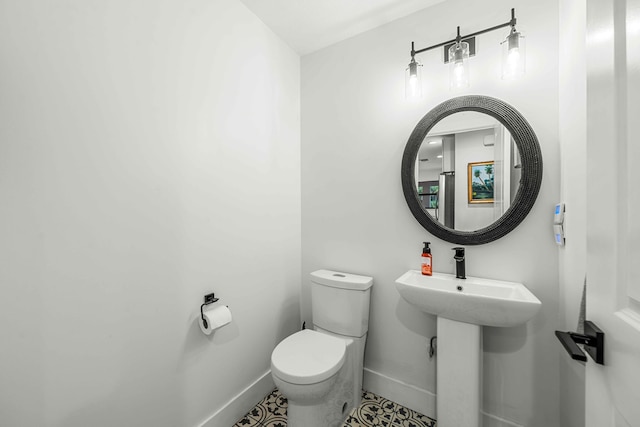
left=401, top=96, right=542, bottom=245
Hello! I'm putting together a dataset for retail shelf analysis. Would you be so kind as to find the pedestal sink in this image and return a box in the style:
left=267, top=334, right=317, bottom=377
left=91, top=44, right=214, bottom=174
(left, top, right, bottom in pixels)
left=395, top=270, right=541, bottom=427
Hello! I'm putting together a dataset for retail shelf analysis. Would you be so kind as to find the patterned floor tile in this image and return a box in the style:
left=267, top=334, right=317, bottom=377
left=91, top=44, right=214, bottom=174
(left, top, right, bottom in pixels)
left=233, top=389, right=436, bottom=427
left=341, top=412, right=370, bottom=427
left=260, top=389, right=288, bottom=418
left=261, top=416, right=288, bottom=427
left=233, top=414, right=261, bottom=426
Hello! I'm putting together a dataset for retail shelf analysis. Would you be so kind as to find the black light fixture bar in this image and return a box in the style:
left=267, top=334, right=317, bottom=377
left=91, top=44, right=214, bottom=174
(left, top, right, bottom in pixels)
left=410, top=8, right=517, bottom=58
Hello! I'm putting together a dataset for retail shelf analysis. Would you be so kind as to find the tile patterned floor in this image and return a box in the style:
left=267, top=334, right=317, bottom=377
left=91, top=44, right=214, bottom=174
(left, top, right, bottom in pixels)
left=233, top=389, right=436, bottom=427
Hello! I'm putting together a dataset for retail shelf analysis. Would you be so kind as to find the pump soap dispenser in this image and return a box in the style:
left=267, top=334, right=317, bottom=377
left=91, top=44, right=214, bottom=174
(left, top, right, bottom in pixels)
left=421, top=242, right=432, bottom=276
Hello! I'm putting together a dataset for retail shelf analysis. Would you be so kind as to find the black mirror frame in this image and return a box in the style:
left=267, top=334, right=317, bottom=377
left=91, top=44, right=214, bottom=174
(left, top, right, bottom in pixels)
left=401, top=95, right=543, bottom=245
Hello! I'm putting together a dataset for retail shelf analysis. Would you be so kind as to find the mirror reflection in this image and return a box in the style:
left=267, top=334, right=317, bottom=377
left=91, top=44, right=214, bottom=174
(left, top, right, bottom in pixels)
left=414, top=112, right=522, bottom=232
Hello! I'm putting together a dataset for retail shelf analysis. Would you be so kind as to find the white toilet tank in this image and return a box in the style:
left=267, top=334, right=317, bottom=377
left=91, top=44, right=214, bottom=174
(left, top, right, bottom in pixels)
left=310, top=270, right=373, bottom=338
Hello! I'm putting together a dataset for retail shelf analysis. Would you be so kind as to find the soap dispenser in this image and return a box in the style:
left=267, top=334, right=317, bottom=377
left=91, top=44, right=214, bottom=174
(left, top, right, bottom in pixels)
left=421, top=242, right=432, bottom=276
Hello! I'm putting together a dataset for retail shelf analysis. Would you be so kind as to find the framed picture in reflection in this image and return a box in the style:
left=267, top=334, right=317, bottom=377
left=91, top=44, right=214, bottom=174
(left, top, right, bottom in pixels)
left=468, top=161, right=494, bottom=204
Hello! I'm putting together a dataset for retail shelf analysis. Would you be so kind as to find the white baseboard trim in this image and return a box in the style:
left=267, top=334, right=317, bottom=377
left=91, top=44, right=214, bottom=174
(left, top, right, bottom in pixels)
left=363, top=369, right=523, bottom=427
left=198, top=370, right=274, bottom=427
left=362, top=368, right=436, bottom=419
left=481, top=411, right=524, bottom=427
left=195, top=367, right=523, bottom=427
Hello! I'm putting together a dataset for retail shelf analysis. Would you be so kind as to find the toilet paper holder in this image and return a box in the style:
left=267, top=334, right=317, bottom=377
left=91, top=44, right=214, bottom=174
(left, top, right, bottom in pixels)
left=200, top=293, right=219, bottom=329
left=555, top=320, right=605, bottom=365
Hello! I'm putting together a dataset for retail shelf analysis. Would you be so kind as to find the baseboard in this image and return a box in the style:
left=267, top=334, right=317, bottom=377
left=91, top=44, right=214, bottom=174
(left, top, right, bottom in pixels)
left=362, top=368, right=436, bottom=419
left=198, top=370, right=274, bottom=427
left=482, top=411, right=524, bottom=427
left=196, top=367, right=523, bottom=427
left=363, top=369, right=524, bottom=427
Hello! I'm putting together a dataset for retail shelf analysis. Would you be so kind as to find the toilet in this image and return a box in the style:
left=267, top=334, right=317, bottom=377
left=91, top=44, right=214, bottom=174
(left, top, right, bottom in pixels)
left=270, top=269, right=373, bottom=427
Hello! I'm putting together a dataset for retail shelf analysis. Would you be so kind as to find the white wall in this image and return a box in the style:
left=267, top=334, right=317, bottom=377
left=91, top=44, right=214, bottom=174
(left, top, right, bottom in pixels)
left=0, top=1, right=300, bottom=426
left=301, top=0, right=561, bottom=425
left=558, top=0, right=587, bottom=426
left=418, top=161, right=442, bottom=183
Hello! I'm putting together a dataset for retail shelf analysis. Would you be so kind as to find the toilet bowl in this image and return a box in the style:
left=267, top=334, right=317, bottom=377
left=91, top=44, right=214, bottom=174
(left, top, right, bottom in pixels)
left=271, top=330, right=347, bottom=425
left=270, top=270, right=373, bottom=427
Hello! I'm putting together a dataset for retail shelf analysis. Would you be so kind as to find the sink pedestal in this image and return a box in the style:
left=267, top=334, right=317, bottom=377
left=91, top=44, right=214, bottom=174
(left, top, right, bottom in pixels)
left=437, top=317, right=481, bottom=427
left=395, top=270, right=542, bottom=427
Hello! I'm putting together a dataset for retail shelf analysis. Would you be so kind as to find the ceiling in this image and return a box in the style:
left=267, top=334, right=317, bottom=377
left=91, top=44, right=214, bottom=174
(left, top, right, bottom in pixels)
left=238, top=0, right=446, bottom=55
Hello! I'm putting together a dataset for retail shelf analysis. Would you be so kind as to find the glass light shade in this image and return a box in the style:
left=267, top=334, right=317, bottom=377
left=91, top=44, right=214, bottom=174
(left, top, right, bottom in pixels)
left=501, top=30, right=526, bottom=79
left=405, top=58, right=423, bottom=99
left=448, top=41, right=469, bottom=90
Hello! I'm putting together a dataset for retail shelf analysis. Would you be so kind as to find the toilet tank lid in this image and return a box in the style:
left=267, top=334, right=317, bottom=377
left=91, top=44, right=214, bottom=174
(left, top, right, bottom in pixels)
left=311, top=270, right=373, bottom=291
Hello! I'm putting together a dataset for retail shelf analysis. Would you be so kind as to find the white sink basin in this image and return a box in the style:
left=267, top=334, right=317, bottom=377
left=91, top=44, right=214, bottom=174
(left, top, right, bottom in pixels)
left=395, top=270, right=541, bottom=327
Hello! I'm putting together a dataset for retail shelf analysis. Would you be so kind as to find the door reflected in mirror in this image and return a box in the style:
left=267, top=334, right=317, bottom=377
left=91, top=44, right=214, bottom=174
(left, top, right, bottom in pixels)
left=414, top=112, right=522, bottom=232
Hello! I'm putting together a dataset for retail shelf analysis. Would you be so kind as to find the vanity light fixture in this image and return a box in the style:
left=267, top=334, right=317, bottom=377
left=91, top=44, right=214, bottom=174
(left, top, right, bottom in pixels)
left=501, top=21, right=526, bottom=79
left=405, top=8, right=524, bottom=99
left=448, top=32, right=470, bottom=90
left=405, top=46, right=423, bottom=99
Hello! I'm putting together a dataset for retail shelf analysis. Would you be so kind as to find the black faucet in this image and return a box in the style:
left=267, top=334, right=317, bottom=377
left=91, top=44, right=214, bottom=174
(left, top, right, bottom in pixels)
left=452, top=247, right=466, bottom=279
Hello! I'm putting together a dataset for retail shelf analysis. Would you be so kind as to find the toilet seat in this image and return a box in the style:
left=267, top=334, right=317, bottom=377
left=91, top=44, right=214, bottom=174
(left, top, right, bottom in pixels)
left=271, top=329, right=346, bottom=385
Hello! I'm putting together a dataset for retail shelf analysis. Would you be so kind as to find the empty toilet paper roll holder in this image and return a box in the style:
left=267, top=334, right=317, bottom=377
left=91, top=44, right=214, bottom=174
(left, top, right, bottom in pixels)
left=201, top=293, right=223, bottom=329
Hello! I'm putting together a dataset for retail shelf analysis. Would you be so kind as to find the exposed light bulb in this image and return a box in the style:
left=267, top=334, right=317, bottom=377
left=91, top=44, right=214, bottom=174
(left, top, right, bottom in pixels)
left=409, top=73, right=418, bottom=89
left=502, top=28, right=525, bottom=79
left=454, top=60, right=465, bottom=78
left=405, top=57, right=422, bottom=99
left=508, top=47, right=520, bottom=63
left=506, top=47, right=520, bottom=76
left=448, top=41, right=469, bottom=90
